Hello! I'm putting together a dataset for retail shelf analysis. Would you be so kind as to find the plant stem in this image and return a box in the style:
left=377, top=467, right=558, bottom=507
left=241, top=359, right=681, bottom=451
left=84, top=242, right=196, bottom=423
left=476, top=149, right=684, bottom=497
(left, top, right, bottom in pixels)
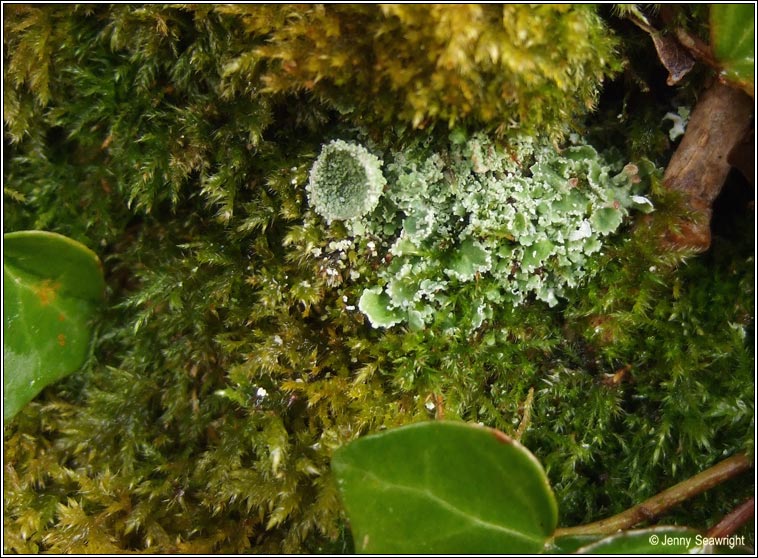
left=554, top=453, right=752, bottom=537
left=707, top=497, right=754, bottom=539
left=657, top=5, right=718, bottom=67
left=515, top=387, right=534, bottom=441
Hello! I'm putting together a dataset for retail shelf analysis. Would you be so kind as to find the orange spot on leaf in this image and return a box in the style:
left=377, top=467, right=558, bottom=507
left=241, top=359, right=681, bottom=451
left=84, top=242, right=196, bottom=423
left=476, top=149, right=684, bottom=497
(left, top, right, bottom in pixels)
left=58, top=313, right=66, bottom=322
left=57, top=333, right=66, bottom=347
left=34, top=279, right=61, bottom=306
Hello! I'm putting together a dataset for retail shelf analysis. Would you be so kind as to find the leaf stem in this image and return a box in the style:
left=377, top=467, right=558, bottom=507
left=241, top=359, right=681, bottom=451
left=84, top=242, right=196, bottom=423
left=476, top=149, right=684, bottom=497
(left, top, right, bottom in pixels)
left=554, top=453, right=752, bottom=537
left=707, top=497, right=754, bottom=539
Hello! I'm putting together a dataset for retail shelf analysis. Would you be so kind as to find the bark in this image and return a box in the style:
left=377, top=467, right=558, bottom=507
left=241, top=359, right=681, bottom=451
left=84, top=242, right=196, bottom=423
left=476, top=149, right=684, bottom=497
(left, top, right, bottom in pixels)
left=662, top=81, right=753, bottom=250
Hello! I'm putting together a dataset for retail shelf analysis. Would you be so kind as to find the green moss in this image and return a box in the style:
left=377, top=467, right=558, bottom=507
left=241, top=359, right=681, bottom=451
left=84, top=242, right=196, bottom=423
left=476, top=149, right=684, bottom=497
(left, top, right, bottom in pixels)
left=221, top=4, right=621, bottom=138
left=3, top=4, right=753, bottom=554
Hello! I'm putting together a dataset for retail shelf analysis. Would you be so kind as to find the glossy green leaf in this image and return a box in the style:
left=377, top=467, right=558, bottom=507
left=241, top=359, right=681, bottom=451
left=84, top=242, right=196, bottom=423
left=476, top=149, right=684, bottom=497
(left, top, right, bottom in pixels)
left=4, top=231, right=105, bottom=420
left=331, top=421, right=558, bottom=554
left=575, top=526, right=705, bottom=554
left=711, top=4, right=755, bottom=94
left=546, top=534, right=603, bottom=553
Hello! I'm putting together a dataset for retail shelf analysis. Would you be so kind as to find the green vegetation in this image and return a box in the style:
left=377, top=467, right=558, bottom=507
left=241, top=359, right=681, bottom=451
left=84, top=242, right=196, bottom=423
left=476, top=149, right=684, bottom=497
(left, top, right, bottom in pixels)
left=228, top=4, right=621, bottom=137
left=310, top=133, right=658, bottom=330
left=333, top=421, right=558, bottom=554
left=710, top=4, right=755, bottom=94
left=3, top=231, right=105, bottom=420
left=332, top=421, right=742, bottom=553
left=3, top=4, right=753, bottom=554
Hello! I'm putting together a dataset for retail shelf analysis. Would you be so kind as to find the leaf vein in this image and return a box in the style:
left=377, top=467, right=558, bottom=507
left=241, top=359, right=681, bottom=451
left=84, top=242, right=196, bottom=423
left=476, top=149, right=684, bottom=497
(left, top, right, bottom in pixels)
left=341, top=463, right=544, bottom=545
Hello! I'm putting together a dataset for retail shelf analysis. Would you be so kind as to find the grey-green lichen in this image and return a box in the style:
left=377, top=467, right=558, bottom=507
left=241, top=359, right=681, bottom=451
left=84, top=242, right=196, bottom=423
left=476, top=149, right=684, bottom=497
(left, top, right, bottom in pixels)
left=323, top=133, right=657, bottom=329
left=306, top=140, right=386, bottom=223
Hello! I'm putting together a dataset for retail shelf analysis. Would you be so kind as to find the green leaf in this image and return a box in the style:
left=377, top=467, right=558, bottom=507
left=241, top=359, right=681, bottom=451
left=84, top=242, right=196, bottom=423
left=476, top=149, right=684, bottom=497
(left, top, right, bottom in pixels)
left=546, top=534, right=603, bottom=553
left=331, top=421, right=558, bottom=554
left=575, top=527, right=704, bottom=554
left=4, top=231, right=105, bottom=420
left=711, top=4, right=755, bottom=94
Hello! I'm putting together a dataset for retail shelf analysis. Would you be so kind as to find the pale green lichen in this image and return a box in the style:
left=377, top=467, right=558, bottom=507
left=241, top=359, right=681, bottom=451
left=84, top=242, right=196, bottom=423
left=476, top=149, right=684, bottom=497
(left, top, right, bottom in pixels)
left=358, top=286, right=402, bottom=328
left=312, top=133, right=657, bottom=330
left=306, top=140, right=386, bottom=223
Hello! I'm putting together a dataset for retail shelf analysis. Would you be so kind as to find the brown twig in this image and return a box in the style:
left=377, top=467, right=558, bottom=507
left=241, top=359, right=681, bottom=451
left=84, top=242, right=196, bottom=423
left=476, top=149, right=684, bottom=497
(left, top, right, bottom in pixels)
left=657, top=5, right=719, bottom=68
left=707, top=497, right=755, bottom=539
left=661, top=80, right=753, bottom=251
left=672, top=27, right=718, bottom=68
left=554, top=453, right=752, bottom=537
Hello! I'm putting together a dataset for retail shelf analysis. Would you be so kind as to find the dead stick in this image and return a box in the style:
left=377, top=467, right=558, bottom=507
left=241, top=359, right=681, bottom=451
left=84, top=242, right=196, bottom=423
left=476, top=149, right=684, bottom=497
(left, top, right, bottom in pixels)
left=661, top=81, right=752, bottom=251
